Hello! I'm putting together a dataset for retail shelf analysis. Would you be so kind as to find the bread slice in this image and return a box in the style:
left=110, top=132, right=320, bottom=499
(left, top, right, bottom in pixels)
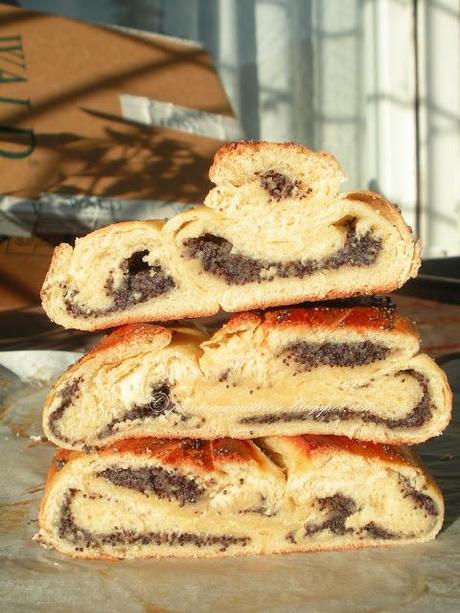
left=42, top=306, right=451, bottom=450
left=40, top=142, right=420, bottom=331
left=35, top=435, right=444, bottom=560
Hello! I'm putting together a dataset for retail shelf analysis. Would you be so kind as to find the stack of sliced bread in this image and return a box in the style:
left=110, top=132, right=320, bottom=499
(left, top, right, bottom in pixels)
left=36, top=142, right=451, bottom=559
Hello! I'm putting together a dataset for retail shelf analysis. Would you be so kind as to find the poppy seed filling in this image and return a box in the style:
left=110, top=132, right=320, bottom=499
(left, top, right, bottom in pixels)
left=48, top=377, right=83, bottom=443
left=280, top=340, right=390, bottom=370
left=399, top=475, right=438, bottom=517
left=301, top=492, right=401, bottom=540
left=63, top=250, right=175, bottom=318
left=97, top=465, right=205, bottom=505
left=97, top=382, right=178, bottom=440
left=58, top=489, right=250, bottom=552
left=305, top=493, right=357, bottom=536
left=182, top=221, right=382, bottom=285
left=48, top=381, right=183, bottom=446
left=240, top=369, right=433, bottom=430
left=257, top=170, right=304, bottom=200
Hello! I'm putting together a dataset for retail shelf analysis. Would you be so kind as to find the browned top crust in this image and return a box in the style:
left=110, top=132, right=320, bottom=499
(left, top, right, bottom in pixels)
left=55, top=324, right=171, bottom=379
left=47, top=434, right=422, bottom=487
left=52, top=306, right=419, bottom=387
left=209, top=140, right=343, bottom=183
left=41, top=440, right=263, bottom=522
left=284, top=434, right=411, bottom=466
left=278, top=435, right=441, bottom=495
left=90, top=324, right=170, bottom=355
left=50, top=438, right=263, bottom=477
left=212, top=140, right=316, bottom=161
left=222, top=306, right=419, bottom=339
left=56, top=305, right=419, bottom=379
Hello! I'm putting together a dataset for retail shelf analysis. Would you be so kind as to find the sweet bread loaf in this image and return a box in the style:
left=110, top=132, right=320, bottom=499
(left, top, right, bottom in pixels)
left=42, top=306, right=451, bottom=449
left=35, top=435, right=443, bottom=559
left=41, top=142, right=420, bottom=331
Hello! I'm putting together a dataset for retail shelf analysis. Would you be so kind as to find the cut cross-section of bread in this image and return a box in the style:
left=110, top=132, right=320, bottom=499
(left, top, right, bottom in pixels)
left=40, top=221, right=214, bottom=328
left=40, top=142, right=420, bottom=331
left=35, top=435, right=444, bottom=560
left=42, top=306, right=451, bottom=450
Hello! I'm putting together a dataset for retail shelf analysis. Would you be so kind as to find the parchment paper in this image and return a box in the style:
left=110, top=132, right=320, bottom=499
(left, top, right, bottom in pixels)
left=0, top=349, right=459, bottom=613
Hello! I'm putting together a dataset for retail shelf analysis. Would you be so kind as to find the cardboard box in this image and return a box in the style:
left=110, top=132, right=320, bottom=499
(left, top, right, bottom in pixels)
left=0, top=5, right=237, bottom=309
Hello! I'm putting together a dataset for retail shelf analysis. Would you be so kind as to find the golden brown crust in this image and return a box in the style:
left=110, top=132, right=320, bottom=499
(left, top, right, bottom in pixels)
left=209, top=140, right=338, bottom=179
left=45, top=325, right=172, bottom=398
left=194, top=282, right=421, bottom=332
left=45, top=289, right=417, bottom=333
left=44, top=290, right=420, bottom=333
left=262, top=306, right=416, bottom=336
left=220, top=306, right=418, bottom=340
left=345, top=191, right=409, bottom=228
left=54, top=303, right=419, bottom=369
left=43, top=435, right=426, bottom=484
left=108, top=437, right=262, bottom=471
left=86, top=324, right=171, bottom=356
left=277, top=434, right=443, bottom=500
left=45, top=438, right=264, bottom=482
left=284, top=434, right=411, bottom=466
left=343, top=191, right=421, bottom=278
left=38, top=448, right=72, bottom=522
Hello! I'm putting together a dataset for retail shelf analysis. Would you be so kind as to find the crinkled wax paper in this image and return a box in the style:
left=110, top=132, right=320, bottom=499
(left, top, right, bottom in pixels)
left=0, top=349, right=459, bottom=613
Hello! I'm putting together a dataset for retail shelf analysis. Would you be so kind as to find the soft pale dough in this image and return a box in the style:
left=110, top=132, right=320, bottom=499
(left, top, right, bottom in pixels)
left=42, top=306, right=451, bottom=449
left=41, top=142, right=420, bottom=331
left=36, top=435, right=444, bottom=560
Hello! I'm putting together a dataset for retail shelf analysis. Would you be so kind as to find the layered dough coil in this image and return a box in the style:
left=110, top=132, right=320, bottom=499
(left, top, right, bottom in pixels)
left=36, top=435, right=444, bottom=560
left=42, top=306, right=451, bottom=449
left=41, top=142, right=420, bottom=331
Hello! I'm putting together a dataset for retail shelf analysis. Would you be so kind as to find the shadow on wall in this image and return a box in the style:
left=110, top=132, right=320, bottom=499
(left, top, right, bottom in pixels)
left=1, top=124, right=214, bottom=203
left=0, top=122, right=216, bottom=306
left=0, top=7, right=227, bottom=204
left=0, top=6, right=235, bottom=308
